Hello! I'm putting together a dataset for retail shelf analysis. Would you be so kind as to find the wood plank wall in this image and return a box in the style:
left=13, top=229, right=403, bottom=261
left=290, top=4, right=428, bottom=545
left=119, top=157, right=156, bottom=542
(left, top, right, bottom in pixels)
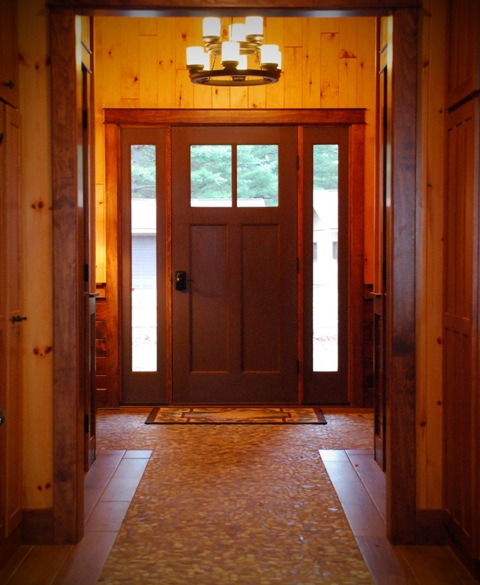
left=416, top=0, right=446, bottom=512
left=93, top=16, right=377, bottom=284
left=18, top=0, right=54, bottom=512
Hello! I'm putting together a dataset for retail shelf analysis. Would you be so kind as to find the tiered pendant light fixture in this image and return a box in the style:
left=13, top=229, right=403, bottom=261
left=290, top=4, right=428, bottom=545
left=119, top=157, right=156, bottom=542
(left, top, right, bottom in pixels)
left=186, top=17, right=282, bottom=86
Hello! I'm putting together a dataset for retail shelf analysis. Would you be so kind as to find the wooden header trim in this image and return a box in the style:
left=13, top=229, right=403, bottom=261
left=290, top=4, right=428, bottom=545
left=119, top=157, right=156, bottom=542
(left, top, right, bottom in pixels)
left=46, top=0, right=419, bottom=17
left=104, top=108, right=366, bottom=127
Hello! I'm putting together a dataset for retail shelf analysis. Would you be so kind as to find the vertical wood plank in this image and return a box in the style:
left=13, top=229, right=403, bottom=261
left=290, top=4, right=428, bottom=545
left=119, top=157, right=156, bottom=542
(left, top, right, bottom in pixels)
left=212, top=86, right=231, bottom=108
left=139, top=34, right=158, bottom=107
left=248, top=85, right=266, bottom=109
left=120, top=19, right=140, bottom=102
left=303, top=19, right=321, bottom=108
left=338, top=19, right=358, bottom=107
left=416, top=0, right=446, bottom=511
left=104, top=124, right=121, bottom=407
left=229, top=86, right=248, bottom=108
left=98, top=17, right=121, bottom=107
left=284, top=47, right=303, bottom=108
left=157, top=18, right=176, bottom=108
left=50, top=8, right=84, bottom=544
left=386, top=8, right=418, bottom=545
left=18, top=0, right=54, bottom=512
left=320, top=32, right=339, bottom=107
left=283, top=17, right=303, bottom=47
left=174, top=19, right=194, bottom=107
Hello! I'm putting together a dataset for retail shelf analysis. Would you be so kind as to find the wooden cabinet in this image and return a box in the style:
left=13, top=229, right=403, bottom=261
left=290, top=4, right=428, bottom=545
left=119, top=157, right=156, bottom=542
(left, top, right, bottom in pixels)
left=0, top=0, right=19, bottom=108
left=0, top=103, right=23, bottom=543
left=446, top=0, right=480, bottom=109
left=443, top=97, right=480, bottom=576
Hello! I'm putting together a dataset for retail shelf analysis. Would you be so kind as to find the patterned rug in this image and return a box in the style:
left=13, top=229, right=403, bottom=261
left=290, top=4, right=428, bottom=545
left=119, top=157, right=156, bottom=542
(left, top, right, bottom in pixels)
left=145, top=406, right=326, bottom=424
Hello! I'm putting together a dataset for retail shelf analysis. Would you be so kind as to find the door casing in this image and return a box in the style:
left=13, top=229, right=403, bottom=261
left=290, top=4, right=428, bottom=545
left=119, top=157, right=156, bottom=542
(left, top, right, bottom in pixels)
left=106, top=108, right=366, bottom=407
left=50, top=4, right=419, bottom=546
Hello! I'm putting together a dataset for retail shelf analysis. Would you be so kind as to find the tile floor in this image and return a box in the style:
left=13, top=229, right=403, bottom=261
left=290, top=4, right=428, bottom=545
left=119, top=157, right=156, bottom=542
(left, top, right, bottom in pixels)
left=0, top=409, right=477, bottom=584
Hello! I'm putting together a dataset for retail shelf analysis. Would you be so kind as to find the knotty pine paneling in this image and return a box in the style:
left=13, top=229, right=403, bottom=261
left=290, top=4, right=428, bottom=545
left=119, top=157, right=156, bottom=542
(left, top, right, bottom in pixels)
left=416, top=0, right=446, bottom=512
left=18, top=0, right=54, bottom=511
left=94, top=16, right=377, bottom=284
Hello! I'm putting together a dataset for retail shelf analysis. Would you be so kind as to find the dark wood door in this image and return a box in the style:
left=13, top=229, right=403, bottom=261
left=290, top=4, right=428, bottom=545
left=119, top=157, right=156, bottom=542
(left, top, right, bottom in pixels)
left=0, top=105, right=23, bottom=538
left=171, top=126, right=298, bottom=405
left=443, top=98, right=480, bottom=561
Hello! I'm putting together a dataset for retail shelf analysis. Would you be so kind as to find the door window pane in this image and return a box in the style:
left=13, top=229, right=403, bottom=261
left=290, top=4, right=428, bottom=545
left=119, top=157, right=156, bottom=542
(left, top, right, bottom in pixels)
left=131, top=145, right=157, bottom=371
left=190, top=145, right=232, bottom=207
left=313, top=145, right=339, bottom=371
left=237, top=145, right=279, bottom=207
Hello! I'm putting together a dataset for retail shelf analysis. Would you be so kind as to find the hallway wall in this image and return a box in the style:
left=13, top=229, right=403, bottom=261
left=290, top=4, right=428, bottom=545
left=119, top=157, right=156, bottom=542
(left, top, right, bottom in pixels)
left=18, top=0, right=53, bottom=511
left=13, top=2, right=448, bottom=525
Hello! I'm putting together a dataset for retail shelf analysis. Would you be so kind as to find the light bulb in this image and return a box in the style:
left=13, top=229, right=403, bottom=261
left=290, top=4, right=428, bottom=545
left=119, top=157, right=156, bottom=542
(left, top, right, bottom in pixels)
left=261, top=44, right=281, bottom=69
left=221, top=41, right=240, bottom=68
left=203, top=17, right=221, bottom=42
left=186, top=46, right=208, bottom=71
left=229, top=23, right=246, bottom=42
left=245, top=16, right=263, bottom=39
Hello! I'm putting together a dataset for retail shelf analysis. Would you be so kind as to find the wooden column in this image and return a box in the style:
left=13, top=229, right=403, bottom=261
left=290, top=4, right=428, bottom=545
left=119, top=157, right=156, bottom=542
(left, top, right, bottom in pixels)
left=386, top=7, right=418, bottom=544
left=50, top=8, right=84, bottom=544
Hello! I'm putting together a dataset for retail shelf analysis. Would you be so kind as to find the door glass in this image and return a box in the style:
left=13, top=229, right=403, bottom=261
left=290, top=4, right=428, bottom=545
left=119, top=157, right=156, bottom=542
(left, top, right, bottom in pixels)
left=313, top=145, right=339, bottom=371
left=131, top=144, right=157, bottom=371
left=237, top=145, right=279, bottom=207
left=190, top=145, right=232, bottom=207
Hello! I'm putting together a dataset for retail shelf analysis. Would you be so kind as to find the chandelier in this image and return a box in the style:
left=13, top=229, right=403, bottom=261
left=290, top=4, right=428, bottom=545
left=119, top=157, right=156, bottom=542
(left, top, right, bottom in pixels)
left=186, top=17, right=282, bottom=86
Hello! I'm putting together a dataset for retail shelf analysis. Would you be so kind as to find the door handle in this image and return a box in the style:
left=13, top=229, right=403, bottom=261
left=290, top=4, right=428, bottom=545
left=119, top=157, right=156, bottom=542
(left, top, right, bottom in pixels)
left=175, top=270, right=188, bottom=291
left=11, top=315, right=27, bottom=324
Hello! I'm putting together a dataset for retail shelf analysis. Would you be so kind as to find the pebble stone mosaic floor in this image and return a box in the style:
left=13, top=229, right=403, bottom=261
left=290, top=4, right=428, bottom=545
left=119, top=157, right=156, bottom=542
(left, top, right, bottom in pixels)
left=96, top=410, right=375, bottom=585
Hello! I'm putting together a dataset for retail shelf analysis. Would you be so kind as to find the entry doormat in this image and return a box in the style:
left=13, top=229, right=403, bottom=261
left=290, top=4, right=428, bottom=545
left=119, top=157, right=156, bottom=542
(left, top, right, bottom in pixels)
left=145, top=406, right=327, bottom=425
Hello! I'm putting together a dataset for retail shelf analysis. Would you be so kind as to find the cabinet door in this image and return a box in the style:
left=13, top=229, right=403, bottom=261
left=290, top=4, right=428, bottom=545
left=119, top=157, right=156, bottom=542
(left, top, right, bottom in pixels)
left=446, top=0, right=480, bottom=108
left=0, top=0, right=19, bottom=108
left=0, top=105, right=23, bottom=539
left=443, top=98, right=480, bottom=564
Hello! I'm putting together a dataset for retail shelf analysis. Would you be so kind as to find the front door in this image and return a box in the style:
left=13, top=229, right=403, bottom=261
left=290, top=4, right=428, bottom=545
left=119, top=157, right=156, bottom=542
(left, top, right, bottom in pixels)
left=171, top=126, right=298, bottom=404
left=115, top=113, right=364, bottom=407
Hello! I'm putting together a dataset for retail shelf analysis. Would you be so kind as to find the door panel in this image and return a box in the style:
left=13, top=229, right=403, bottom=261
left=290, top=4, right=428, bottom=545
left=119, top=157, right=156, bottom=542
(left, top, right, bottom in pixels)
left=171, top=126, right=298, bottom=405
left=0, top=105, right=23, bottom=538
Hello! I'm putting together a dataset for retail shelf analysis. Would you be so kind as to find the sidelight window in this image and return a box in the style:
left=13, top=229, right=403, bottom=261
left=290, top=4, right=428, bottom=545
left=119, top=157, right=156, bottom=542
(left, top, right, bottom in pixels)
left=130, top=144, right=157, bottom=372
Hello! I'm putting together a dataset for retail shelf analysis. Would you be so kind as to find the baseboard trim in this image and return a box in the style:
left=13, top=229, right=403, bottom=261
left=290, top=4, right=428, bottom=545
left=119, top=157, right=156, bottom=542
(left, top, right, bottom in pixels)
left=415, top=509, right=448, bottom=545
left=0, top=525, right=21, bottom=570
left=447, top=526, right=480, bottom=580
left=22, top=508, right=54, bottom=545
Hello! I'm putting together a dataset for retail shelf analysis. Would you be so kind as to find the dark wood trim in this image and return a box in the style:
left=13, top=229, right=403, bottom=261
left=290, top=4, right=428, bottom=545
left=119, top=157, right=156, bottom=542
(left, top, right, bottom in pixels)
left=385, top=8, right=418, bottom=544
left=0, top=526, right=21, bottom=570
left=105, top=108, right=366, bottom=127
left=50, top=9, right=84, bottom=545
left=348, top=122, right=365, bottom=406
left=47, top=0, right=419, bottom=16
left=414, top=509, right=447, bottom=546
left=49, top=3, right=420, bottom=546
left=106, top=110, right=365, bottom=407
left=21, top=509, right=55, bottom=545
left=105, top=123, right=121, bottom=407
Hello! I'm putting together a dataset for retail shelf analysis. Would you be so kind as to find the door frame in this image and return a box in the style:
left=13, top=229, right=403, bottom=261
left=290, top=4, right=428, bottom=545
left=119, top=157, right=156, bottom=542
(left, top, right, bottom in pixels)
left=49, top=4, right=418, bottom=546
left=104, top=108, right=365, bottom=408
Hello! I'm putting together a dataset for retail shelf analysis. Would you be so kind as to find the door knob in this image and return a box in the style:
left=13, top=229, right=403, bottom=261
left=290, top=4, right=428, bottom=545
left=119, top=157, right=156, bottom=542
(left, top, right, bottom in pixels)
left=175, top=271, right=187, bottom=291
left=0, top=410, right=5, bottom=426
left=11, top=315, right=27, bottom=323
